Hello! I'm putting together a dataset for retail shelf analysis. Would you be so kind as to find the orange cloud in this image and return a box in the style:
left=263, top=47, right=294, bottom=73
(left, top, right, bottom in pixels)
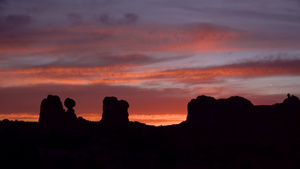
left=1, top=58, right=299, bottom=87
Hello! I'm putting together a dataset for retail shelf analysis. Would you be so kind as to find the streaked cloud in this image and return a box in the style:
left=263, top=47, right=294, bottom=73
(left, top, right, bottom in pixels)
left=1, top=58, right=299, bottom=87
left=0, top=23, right=247, bottom=55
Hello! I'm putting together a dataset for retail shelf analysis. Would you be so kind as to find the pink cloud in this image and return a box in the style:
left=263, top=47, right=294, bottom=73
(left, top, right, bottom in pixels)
left=0, top=23, right=255, bottom=56
left=1, top=58, right=299, bottom=87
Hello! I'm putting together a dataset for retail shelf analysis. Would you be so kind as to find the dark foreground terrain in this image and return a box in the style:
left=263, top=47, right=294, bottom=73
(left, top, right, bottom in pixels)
left=0, top=94, right=299, bottom=169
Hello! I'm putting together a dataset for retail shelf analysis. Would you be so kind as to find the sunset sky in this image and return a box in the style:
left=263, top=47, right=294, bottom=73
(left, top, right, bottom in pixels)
left=1, top=0, right=300, bottom=125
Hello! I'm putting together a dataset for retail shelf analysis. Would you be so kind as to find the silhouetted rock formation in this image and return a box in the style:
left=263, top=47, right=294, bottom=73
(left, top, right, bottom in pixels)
left=2, top=94, right=300, bottom=168
left=39, top=95, right=79, bottom=130
left=254, top=94, right=300, bottom=133
left=64, top=98, right=77, bottom=122
left=186, top=95, right=254, bottom=128
left=282, top=94, right=300, bottom=109
left=39, top=94, right=65, bottom=129
left=187, top=95, right=217, bottom=127
left=185, top=94, right=300, bottom=138
left=101, top=96, right=129, bottom=127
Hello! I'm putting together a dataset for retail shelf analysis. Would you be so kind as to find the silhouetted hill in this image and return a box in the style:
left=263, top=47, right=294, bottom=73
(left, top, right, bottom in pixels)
left=0, top=94, right=299, bottom=169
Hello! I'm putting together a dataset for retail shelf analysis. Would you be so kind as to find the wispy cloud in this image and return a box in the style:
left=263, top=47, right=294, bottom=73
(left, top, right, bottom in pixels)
left=0, top=23, right=247, bottom=55
left=1, top=58, right=299, bottom=87
left=1, top=22, right=299, bottom=61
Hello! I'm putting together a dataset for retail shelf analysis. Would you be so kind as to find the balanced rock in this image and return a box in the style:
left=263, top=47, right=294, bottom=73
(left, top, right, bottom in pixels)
left=64, top=98, right=77, bottom=122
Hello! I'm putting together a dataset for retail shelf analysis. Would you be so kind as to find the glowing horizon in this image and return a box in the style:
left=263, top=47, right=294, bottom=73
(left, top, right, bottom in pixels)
left=0, top=113, right=187, bottom=126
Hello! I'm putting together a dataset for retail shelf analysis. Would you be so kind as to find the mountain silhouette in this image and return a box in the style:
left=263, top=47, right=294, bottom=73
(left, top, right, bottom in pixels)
left=0, top=94, right=299, bottom=169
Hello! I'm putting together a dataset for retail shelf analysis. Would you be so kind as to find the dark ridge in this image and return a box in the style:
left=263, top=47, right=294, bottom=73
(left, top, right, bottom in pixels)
left=0, top=94, right=299, bottom=169
left=185, top=94, right=299, bottom=138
